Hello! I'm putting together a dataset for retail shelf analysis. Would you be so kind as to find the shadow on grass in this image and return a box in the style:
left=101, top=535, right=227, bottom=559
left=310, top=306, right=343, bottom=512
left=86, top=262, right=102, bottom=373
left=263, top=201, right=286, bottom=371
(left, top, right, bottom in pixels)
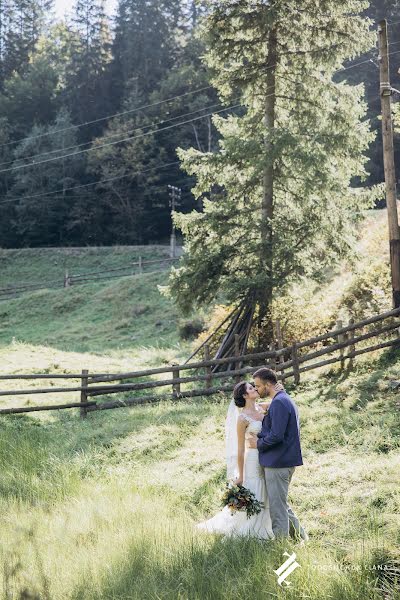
left=0, top=397, right=226, bottom=504
left=69, top=532, right=283, bottom=600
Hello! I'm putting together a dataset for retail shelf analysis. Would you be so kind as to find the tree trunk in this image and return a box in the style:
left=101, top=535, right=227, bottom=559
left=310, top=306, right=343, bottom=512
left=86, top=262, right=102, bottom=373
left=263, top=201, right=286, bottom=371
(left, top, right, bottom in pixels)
left=257, top=26, right=277, bottom=346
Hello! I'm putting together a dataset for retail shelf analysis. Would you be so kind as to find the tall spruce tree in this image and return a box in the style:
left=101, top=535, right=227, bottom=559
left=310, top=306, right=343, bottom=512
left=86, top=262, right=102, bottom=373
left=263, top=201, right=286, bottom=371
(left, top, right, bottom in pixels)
left=166, top=0, right=378, bottom=336
left=7, top=109, right=85, bottom=246
left=63, top=0, right=112, bottom=141
left=0, top=0, right=53, bottom=89
left=88, top=1, right=217, bottom=244
left=111, top=0, right=182, bottom=107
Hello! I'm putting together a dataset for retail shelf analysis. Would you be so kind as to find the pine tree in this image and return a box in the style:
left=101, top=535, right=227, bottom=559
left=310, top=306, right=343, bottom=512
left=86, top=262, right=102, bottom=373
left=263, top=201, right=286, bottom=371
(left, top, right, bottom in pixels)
left=63, top=0, right=112, bottom=141
left=88, top=25, right=219, bottom=244
left=7, top=109, right=85, bottom=246
left=0, top=52, right=58, bottom=138
left=166, top=0, right=379, bottom=336
left=0, top=0, right=53, bottom=89
left=111, top=0, right=182, bottom=107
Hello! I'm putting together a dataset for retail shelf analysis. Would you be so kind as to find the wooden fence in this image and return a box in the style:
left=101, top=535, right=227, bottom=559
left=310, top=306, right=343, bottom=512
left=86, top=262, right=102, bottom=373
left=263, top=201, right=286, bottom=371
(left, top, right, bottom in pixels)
left=0, top=256, right=179, bottom=301
left=0, top=307, right=400, bottom=417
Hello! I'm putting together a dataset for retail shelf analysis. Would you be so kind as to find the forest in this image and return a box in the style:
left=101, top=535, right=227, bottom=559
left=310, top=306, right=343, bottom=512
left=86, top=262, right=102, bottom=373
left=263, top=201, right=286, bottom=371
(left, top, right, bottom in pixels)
left=0, top=0, right=398, bottom=249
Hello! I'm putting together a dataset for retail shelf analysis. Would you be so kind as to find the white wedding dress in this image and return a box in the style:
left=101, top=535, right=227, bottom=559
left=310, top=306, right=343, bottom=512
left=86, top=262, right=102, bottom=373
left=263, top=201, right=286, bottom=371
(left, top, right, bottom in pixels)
left=196, top=414, right=274, bottom=540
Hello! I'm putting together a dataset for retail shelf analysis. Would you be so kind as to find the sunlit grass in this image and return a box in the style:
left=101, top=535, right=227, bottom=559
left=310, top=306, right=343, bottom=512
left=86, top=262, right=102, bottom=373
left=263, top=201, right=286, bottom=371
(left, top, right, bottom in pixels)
left=0, top=349, right=399, bottom=598
left=0, top=225, right=399, bottom=598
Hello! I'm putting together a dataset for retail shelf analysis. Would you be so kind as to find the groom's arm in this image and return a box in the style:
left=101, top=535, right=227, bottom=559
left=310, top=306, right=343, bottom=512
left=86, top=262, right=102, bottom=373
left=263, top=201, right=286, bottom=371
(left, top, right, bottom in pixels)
left=257, top=400, right=290, bottom=451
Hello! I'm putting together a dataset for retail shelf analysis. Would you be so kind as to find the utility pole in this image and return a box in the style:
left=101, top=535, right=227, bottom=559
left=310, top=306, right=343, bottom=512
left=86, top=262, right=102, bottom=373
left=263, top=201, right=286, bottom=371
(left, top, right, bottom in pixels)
left=378, top=19, right=400, bottom=308
left=168, top=185, right=181, bottom=258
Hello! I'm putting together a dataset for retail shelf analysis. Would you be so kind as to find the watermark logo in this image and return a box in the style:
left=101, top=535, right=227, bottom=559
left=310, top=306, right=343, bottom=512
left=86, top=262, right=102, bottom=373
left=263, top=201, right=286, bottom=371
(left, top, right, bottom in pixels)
left=274, top=551, right=300, bottom=587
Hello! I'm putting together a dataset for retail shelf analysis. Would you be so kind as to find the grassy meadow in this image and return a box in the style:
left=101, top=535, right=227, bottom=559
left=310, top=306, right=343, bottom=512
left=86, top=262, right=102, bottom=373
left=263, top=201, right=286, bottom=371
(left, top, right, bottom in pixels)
left=0, top=224, right=399, bottom=599
left=0, top=244, right=183, bottom=353
left=0, top=351, right=399, bottom=599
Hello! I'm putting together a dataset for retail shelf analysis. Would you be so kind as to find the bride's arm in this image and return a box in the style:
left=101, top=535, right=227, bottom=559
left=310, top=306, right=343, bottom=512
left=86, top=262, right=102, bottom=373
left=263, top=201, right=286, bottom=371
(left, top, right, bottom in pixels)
left=234, top=416, right=247, bottom=485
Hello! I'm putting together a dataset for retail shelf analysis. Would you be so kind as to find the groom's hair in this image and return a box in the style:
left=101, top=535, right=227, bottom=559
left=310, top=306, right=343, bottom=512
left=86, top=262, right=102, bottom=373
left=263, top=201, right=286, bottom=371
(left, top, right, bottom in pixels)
left=253, top=367, right=277, bottom=384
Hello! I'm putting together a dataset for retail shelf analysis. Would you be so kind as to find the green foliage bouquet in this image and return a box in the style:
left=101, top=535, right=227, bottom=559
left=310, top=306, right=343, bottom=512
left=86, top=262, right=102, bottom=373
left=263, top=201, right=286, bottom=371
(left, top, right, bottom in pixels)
left=221, top=482, right=264, bottom=519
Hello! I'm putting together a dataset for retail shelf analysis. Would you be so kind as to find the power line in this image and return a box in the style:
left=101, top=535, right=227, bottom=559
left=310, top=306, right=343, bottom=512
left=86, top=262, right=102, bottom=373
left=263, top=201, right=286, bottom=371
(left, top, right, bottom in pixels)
left=0, top=102, right=243, bottom=176
left=336, top=48, right=400, bottom=73
left=0, top=35, right=385, bottom=159
left=0, top=160, right=181, bottom=206
left=0, top=48, right=395, bottom=207
left=0, top=97, right=236, bottom=169
left=0, top=85, right=217, bottom=152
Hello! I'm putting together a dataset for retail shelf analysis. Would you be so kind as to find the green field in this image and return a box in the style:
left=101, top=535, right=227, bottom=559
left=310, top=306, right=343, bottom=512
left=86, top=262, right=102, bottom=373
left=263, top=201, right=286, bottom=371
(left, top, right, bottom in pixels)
left=0, top=225, right=399, bottom=599
left=0, top=350, right=399, bottom=599
left=0, top=245, right=174, bottom=287
left=0, top=246, right=185, bottom=353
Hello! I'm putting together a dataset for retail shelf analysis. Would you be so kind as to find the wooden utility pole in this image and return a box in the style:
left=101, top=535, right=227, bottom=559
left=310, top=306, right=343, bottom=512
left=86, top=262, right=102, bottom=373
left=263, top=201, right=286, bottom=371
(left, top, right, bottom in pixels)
left=168, top=185, right=181, bottom=259
left=378, top=19, right=400, bottom=308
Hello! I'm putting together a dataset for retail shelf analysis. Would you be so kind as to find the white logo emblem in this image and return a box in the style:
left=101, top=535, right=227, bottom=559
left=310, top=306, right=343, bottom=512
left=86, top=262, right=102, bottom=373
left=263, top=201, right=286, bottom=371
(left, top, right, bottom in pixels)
left=274, top=551, right=301, bottom=587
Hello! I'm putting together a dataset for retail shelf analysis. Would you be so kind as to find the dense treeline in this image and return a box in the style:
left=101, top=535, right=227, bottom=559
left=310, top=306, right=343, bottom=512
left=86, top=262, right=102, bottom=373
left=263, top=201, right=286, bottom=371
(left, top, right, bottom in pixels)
left=0, top=0, right=398, bottom=248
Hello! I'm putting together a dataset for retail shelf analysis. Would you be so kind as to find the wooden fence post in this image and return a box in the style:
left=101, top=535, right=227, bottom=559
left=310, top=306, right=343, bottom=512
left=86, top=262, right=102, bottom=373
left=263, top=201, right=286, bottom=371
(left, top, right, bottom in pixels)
left=336, top=319, right=345, bottom=369
left=234, top=334, right=241, bottom=383
left=292, top=343, right=300, bottom=385
left=348, top=318, right=355, bottom=369
left=204, top=344, right=212, bottom=389
left=274, top=319, right=285, bottom=376
left=64, top=270, right=71, bottom=288
left=172, top=363, right=180, bottom=398
left=268, top=341, right=275, bottom=370
left=80, top=369, right=88, bottom=419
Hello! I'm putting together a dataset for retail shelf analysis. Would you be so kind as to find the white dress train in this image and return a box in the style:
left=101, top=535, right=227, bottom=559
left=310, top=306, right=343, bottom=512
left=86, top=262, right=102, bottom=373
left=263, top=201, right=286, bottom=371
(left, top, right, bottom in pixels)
left=196, top=415, right=274, bottom=540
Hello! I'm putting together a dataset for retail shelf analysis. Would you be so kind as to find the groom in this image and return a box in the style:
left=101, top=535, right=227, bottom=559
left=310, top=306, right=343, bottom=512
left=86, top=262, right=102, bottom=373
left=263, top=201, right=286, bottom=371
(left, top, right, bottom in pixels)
left=248, top=367, right=308, bottom=541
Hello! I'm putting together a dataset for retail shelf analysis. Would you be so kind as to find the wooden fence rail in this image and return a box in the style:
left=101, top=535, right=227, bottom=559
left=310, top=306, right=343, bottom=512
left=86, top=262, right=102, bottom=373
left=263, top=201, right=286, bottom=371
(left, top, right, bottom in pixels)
left=0, top=256, right=180, bottom=300
left=0, top=307, right=399, bottom=417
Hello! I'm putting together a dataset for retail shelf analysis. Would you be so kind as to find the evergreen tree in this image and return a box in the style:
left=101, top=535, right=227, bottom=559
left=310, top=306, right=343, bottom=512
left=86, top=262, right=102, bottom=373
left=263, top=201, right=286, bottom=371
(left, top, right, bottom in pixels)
left=0, top=0, right=53, bottom=89
left=63, top=0, right=112, bottom=141
left=88, top=32, right=219, bottom=244
left=111, top=0, right=182, bottom=108
left=0, top=52, right=58, bottom=138
left=166, top=0, right=379, bottom=334
left=6, top=109, right=85, bottom=246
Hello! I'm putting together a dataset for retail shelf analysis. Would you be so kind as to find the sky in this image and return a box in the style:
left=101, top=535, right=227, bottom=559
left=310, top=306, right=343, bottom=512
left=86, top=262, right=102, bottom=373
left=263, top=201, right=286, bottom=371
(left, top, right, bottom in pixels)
left=54, top=0, right=117, bottom=20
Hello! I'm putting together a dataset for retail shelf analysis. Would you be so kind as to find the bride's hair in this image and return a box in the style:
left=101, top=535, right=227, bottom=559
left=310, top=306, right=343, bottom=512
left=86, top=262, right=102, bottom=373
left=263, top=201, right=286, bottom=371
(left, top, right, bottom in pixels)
left=233, top=381, right=248, bottom=408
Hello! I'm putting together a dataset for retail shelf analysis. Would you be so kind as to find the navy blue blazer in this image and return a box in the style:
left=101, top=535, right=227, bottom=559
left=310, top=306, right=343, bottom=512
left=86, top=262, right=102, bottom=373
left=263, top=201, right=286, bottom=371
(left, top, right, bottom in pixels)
left=256, top=391, right=303, bottom=468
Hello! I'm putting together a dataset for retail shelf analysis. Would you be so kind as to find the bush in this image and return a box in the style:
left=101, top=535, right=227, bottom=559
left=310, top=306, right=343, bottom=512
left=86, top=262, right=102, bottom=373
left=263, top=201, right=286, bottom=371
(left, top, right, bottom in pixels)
left=338, top=261, right=391, bottom=321
left=178, top=318, right=205, bottom=340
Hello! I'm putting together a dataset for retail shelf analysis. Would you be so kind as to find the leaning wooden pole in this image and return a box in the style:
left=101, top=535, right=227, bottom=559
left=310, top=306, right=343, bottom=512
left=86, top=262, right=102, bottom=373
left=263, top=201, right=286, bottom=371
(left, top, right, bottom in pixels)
left=378, top=19, right=400, bottom=308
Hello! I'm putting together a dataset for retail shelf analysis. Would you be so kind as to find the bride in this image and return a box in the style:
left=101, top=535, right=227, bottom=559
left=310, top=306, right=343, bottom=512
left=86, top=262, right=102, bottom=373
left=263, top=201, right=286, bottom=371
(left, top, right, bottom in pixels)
left=196, top=380, right=277, bottom=540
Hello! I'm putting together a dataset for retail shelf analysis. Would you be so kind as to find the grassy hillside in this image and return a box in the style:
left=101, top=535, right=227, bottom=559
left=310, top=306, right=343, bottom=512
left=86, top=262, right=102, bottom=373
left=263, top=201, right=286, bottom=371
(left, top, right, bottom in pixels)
left=0, top=245, right=187, bottom=353
left=0, top=349, right=399, bottom=599
left=0, top=245, right=175, bottom=287
left=0, top=210, right=391, bottom=355
left=0, top=272, right=182, bottom=353
left=0, top=214, right=399, bottom=598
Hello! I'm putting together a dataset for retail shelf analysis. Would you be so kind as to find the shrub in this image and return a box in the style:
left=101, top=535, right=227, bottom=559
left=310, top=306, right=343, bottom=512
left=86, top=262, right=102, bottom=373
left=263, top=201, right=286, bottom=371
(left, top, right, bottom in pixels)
left=338, top=261, right=391, bottom=321
left=178, top=318, right=205, bottom=340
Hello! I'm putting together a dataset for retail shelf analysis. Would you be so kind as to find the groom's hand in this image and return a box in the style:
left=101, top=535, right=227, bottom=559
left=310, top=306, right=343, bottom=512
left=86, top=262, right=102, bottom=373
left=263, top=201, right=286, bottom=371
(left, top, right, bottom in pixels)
left=247, top=433, right=258, bottom=449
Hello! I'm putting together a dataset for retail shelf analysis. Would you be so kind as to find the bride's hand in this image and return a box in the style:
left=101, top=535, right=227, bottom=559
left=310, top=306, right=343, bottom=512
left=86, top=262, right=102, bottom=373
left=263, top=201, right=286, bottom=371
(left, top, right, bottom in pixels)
left=247, top=433, right=258, bottom=449
left=233, top=477, right=243, bottom=486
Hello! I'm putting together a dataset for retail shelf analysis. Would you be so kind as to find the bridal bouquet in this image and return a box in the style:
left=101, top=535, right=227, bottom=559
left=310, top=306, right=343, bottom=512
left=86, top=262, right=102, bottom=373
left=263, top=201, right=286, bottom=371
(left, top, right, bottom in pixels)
left=221, top=482, right=264, bottom=519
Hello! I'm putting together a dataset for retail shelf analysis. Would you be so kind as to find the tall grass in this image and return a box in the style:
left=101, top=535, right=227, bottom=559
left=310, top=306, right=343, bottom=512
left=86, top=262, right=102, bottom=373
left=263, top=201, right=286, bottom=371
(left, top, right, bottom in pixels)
left=0, top=351, right=399, bottom=599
